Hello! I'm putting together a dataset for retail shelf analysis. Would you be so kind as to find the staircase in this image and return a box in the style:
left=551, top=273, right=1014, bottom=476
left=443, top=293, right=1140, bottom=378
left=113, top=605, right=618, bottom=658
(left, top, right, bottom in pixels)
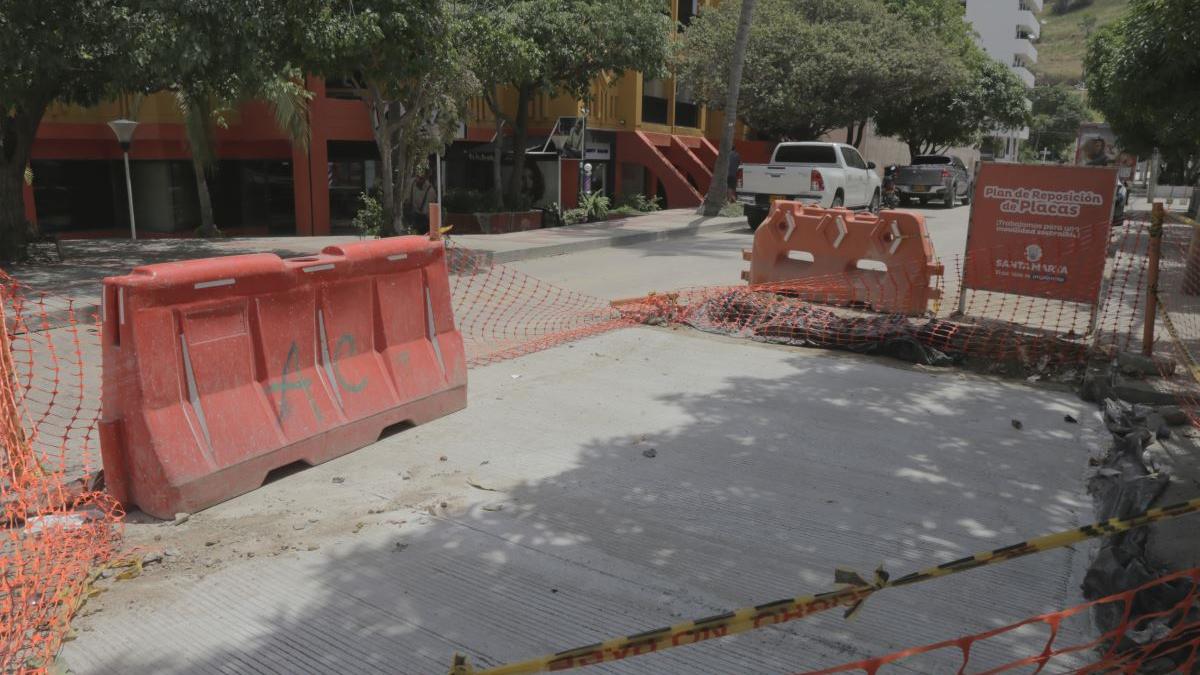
left=619, top=131, right=704, bottom=209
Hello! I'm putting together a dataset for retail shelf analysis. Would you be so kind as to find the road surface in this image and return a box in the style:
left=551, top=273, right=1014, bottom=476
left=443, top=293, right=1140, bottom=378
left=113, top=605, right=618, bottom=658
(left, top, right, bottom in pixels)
left=63, top=332, right=1102, bottom=673
left=507, top=203, right=971, bottom=301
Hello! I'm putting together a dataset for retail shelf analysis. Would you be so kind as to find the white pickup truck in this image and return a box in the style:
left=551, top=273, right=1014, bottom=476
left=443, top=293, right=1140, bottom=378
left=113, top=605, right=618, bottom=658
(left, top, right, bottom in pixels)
left=736, top=142, right=882, bottom=229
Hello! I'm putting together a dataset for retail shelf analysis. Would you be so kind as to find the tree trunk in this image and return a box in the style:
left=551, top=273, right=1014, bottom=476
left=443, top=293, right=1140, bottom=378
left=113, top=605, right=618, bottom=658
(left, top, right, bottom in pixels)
left=192, top=158, right=220, bottom=237
left=0, top=104, right=44, bottom=261
left=492, top=115, right=505, bottom=210
left=379, top=140, right=399, bottom=235
left=701, top=0, right=758, bottom=217
left=394, top=143, right=411, bottom=235
left=906, top=140, right=922, bottom=160
left=852, top=120, right=867, bottom=148
left=364, top=88, right=401, bottom=235
left=0, top=167, right=29, bottom=260
left=505, top=84, right=533, bottom=209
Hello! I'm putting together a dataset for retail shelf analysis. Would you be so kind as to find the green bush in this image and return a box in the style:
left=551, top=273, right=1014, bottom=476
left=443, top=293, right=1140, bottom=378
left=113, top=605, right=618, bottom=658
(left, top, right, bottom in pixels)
left=351, top=192, right=385, bottom=238
left=562, top=208, right=588, bottom=225
left=615, top=192, right=662, bottom=212
left=579, top=190, right=610, bottom=222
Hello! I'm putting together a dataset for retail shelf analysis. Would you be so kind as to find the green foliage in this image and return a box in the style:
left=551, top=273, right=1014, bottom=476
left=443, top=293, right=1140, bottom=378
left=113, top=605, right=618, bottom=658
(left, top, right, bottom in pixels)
left=616, top=193, right=662, bottom=213
left=678, top=0, right=913, bottom=141
left=1052, top=0, right=1095, bottom=14
left=1085, top=0, right=1200, bottom=183
left=1025, top=84, right=1093, bottom=161
left=1035, top=0, right=1129, bottom=85
left=0, top=0, right=147, bottom=257
left=468, top=0, right=671, bottom=205
left=308, top=0, right=478, bottom=234
left=679, top=0, right=1027, bottom=154
left=578, top=191, right=610, bottom=222
left=562, top=208, right=589, bottom=225
left=351, top=192, right=385, bottom=238
left=873, top=8, right=1030, bottom=156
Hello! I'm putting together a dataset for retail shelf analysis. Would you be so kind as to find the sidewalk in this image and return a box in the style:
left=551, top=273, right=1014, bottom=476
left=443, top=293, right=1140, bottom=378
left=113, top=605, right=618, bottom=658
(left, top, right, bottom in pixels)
left=4, top=209, right=743, bottom=328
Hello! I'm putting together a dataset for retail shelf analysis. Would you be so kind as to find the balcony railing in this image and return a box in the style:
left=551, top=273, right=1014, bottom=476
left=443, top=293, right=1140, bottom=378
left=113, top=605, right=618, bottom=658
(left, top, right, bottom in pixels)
left=1017, top=9, right=1040, bottom=39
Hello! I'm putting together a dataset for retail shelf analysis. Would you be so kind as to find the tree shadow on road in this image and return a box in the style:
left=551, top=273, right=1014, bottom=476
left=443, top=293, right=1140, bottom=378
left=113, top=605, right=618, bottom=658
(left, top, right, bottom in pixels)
left=70, top=337, right=1101, bottom=674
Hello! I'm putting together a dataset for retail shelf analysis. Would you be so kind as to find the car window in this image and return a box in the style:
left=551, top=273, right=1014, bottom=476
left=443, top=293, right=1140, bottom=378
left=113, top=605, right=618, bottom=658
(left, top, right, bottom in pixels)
left=772, top=144, right=838, bottom=164
left=841, top=146, right=868, bottom=170
left=912, top=156, right=953, bottom=165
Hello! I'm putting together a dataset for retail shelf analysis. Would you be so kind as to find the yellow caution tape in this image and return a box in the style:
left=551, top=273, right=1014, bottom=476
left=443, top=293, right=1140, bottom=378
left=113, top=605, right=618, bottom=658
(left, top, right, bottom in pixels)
left=450, top=495, right=1200, bottom=674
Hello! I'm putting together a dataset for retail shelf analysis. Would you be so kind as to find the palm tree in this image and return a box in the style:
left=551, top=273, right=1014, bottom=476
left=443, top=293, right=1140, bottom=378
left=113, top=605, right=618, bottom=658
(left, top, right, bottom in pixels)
left=700, top=0, right=757, bottom=217
left=178, top=75, right=311, bottom=237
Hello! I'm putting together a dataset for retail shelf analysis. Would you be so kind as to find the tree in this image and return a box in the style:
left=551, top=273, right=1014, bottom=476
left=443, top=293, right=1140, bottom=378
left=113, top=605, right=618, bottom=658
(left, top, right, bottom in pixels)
left=0, top=1, right=142, bottom=260
left=469, top=0, right=670, bottom=208
left=677, top=0, right=932, bottom=143
left=1085, top=0, right=1200, bottom=184
left=700, top=0, right=757, bottom=218
left=144, top=1, right=314, bottom=237
left=1024, top=84, right=1092, bottom=162
left=305, top=0, right=477, bottom=234
left=874, top=3, right=1029, bottom=158
left=465, top=3, right=540, bottom=209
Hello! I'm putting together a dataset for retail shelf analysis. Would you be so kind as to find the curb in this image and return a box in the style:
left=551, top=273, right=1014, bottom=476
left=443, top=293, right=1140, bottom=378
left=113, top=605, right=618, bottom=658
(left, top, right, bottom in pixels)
left=482, top=216, right=745, bottom=266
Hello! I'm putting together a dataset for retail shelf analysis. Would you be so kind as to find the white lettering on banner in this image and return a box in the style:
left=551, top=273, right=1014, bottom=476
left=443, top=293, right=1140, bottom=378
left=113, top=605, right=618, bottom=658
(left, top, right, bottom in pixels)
left=982, top=186, right=1104, bottom=219
left=994, top=256, right=1069, bottom=283
left=994, top=219, right=1081, bottom=239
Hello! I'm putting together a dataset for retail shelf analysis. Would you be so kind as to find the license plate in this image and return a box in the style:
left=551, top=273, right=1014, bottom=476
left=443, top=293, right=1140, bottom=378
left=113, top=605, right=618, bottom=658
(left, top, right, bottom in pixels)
left=914, top=185, right=928, bottom=193
left=736, top=194, right=756, bottom=205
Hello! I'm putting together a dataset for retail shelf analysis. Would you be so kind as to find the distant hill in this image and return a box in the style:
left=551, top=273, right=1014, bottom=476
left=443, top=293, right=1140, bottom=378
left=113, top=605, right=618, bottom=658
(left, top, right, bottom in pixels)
left=1034, top=0, right=1130, bottom=85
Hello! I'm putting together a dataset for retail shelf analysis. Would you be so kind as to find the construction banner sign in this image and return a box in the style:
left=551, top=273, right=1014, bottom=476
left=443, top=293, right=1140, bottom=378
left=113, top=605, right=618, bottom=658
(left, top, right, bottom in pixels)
left=962, top=163, right=1118, bottom=304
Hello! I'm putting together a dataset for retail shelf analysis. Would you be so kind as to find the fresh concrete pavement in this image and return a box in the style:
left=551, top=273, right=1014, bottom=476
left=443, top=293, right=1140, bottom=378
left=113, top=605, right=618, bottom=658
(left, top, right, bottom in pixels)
left=62, top=328, right=1104, bottom=673
left=58, top=201, right=1108, bottom=673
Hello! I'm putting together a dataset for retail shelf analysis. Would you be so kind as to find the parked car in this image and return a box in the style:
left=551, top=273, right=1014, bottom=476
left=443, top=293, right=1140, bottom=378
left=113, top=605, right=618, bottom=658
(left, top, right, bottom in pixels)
left=736, top=142, right=883, bottom=229
left=894, top=155, right=972, bottom=208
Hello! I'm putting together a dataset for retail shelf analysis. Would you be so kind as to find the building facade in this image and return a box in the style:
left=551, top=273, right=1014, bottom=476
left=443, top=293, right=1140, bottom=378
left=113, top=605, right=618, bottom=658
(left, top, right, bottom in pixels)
left=963, top=0, right=1042, bottom=160
left=22, top=0, right=776, bottom=238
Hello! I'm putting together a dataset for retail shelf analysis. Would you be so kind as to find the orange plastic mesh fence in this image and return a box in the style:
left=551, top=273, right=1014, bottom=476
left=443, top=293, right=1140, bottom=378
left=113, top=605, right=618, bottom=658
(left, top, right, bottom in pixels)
left=1, top=278, right=122, bottom=673
left=445, top=243, right=633, bottom=366
left=0, top=214, right=1172, bottom=668
left=801, top=568, right=1200, bottom=674
left=613, top=215, right=1148, bottom=373
left=1152, top=213, right=1200, bottom=422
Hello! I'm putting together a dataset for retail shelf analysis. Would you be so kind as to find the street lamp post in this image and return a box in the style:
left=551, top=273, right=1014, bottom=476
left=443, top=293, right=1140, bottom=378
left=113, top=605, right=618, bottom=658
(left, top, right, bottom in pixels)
left=107, top=119, right=139, bottom=240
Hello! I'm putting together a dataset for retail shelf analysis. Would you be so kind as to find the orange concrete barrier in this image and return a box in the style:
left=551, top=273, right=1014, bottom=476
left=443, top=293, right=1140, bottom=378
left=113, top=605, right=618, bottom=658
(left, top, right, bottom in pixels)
left=99, top=237, right=467, bottom=518
left=741, top=202, right=943, bottom=315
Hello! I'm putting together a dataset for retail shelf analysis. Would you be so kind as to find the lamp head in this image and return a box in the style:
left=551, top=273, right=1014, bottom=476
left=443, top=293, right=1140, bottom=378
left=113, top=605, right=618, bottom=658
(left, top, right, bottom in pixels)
left=108, top=119, right=139, bottom=151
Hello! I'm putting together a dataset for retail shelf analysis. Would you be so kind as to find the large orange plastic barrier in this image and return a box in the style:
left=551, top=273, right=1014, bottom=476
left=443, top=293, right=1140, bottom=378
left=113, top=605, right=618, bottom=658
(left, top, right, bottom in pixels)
left=742, top=202, right=943, bottom=315
left=99, top=237, right=467, bottom=519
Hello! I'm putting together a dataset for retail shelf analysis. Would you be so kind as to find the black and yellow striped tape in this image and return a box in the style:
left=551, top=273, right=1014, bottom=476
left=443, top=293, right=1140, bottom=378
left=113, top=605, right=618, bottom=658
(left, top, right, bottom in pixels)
left=450, top=495, right=1200, bottom=674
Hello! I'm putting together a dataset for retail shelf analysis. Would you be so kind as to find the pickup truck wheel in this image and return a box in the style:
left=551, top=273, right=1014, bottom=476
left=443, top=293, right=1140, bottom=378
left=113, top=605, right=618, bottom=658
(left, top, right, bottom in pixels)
left=944, top=184, right=956, bottom=208
left=900, top=195, right=912, bottom=207
left=831, top=192, right=844, bottom=208
left=868, top=189, right=880, bottom=213
left=918, top=197, right=929, bottom=206
left=960, top=185, right=971, bottom=205
left=746, top=207, right=769, bottom=231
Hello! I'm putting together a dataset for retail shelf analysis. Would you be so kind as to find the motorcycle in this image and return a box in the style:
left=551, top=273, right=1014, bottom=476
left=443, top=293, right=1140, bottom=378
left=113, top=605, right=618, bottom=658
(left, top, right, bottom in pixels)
left=881, top=164, right=900, bottom=210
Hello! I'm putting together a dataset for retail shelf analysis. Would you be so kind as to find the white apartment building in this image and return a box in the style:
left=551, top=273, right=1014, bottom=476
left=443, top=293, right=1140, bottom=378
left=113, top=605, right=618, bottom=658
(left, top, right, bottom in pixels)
left=963, top=0, right=1042, bottom=160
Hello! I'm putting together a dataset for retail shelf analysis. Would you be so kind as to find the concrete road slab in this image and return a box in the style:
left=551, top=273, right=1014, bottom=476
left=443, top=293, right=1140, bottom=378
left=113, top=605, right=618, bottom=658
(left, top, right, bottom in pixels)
left=62, top=328, right=1105, bottom=674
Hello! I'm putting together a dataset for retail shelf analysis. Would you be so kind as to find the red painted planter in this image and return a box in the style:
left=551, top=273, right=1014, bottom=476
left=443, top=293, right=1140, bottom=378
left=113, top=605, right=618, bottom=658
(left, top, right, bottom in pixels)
left=444, top=210, right=543, bottom=235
